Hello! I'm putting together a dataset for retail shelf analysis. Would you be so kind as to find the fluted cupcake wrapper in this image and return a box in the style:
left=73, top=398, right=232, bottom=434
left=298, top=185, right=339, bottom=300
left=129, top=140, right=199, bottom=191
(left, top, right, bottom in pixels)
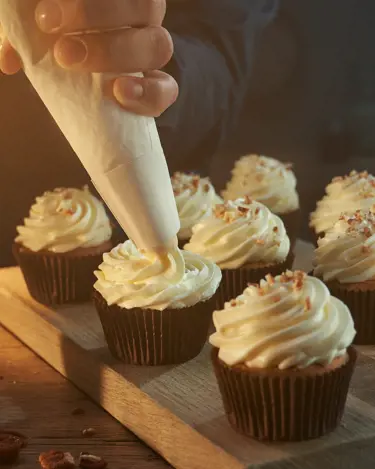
left=326, top=281, right=375, bottom=345
left=211, top=347, right=357, bottom=442
left=13, top=243, right=107, bottom=305
left=216, top=253, right=295, bottom=309
left=93, top=291, right=215, bottom=366
left=279, top=209, right=300, bottom=251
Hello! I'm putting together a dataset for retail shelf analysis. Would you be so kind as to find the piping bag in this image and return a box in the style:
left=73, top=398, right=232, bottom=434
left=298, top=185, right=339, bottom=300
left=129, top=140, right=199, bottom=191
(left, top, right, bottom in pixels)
left=0, top=0, right=180, bottom=253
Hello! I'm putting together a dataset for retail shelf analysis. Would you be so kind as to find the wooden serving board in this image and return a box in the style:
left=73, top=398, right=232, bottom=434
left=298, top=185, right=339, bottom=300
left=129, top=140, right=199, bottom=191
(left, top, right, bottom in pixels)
left=1, top=241, right=375, bottom=469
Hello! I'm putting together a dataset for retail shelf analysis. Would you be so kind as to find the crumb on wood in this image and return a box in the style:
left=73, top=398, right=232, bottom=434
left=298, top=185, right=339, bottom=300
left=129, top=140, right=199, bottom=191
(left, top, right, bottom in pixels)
left=79, top=452, right=107, bottom=469
left=82, top=428, right=96, bottom=438
left=39, top=450, right=75, bottom=469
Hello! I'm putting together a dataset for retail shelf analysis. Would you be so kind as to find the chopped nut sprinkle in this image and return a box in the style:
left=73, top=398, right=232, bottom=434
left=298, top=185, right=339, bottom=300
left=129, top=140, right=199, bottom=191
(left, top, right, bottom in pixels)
left=265, top=274, right=275, bottom=285
left=340, top=210, right=375, bottom=238
left=237, top=206, right=249, bottom=214
left=304, top=297, right=312, bottom=311
left=171, top=172, right=213, bottom=196
left=214, top=204, right=226, bottom=218
left=363, top=227, right=372, bottom=238
left=331, top=170, right=375, bottom=190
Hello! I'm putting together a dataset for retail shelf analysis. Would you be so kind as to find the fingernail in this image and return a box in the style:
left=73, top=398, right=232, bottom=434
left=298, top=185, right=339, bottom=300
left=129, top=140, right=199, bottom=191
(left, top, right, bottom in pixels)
left=35, top=0, right=63, bottom=33
left=56, top=37, right=87, bottom=67
left=115, top=80, right=144, bottom=104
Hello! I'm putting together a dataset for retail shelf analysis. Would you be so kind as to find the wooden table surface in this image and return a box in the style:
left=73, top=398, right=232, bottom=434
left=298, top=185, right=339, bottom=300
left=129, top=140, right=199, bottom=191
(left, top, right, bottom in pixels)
left=0, top=326, right=170, bottom=468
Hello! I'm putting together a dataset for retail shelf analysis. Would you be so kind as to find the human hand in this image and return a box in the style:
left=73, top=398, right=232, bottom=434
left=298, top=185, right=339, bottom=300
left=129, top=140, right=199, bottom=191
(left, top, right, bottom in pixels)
left=0, top=0, right=178, bottom=117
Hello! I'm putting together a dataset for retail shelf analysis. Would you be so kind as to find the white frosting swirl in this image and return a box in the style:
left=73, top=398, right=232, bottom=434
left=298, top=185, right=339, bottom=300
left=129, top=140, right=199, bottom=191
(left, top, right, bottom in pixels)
left=313, top=210, right=375, bottom=283
left=184, top=198, right=290, bottom=269
left=210, top=271, right=355, bottom=369
left=16, top=187, right=112, bottom=253
left=172, top=172, right=222, bottom=240
left=310, top=170, right=375, bottom=234
left=94, top=240, right=222, bottom=311
left=222, top=155, right=299, bottom=214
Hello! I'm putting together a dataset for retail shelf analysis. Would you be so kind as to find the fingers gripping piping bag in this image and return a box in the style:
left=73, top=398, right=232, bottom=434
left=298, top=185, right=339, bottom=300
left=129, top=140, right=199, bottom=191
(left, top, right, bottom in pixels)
left=0, top=1, right=180, bottom=252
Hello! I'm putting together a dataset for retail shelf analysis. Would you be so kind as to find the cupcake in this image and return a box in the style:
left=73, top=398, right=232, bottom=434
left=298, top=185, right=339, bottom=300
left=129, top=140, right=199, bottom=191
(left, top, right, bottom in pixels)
left=313, top=209, right=375, bottom=344
left=210, top=271, right=357, bottom=441
left=14, top=186, right=113, bottom=305
left=171, top=172, right=222, bottom=246
left=93, top=240, right=221, bottom=365
left=184, top=197, right=293, bottom=307
left=310, top=170, right=375, bottom=238
left=222, top=155, right=300, bottom=248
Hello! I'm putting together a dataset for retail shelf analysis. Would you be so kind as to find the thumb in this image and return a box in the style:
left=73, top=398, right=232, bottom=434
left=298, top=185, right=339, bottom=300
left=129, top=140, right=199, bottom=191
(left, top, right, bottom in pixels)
left=113, top=70, right=178, bottom=118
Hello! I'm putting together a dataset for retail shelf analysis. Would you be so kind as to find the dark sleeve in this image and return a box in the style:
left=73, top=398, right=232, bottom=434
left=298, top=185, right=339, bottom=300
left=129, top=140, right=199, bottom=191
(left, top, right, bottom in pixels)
left=157, top=0, right=279, bottom=173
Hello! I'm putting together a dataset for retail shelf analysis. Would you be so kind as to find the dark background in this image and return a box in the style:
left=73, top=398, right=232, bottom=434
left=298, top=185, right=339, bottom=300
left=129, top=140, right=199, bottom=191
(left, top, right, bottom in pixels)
left=1, top=0, right=375, bottom=266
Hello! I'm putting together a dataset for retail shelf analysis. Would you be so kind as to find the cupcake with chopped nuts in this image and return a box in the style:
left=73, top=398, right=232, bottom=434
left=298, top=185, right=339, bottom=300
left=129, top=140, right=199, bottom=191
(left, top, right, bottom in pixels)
left=184, top=197, right=293, bottom=306
left=313, top=209, right=375, bottom=344
left=210, top=270, right=357, bottom=441
left=171, top=172, right=222, bottom=246
left=222, top=155, right=300, bottom=248
left=93, top=240, right=221, bottom=365
left=310, top=170, right=375, bottom=238
left=14, top=186, right=113, bottom=305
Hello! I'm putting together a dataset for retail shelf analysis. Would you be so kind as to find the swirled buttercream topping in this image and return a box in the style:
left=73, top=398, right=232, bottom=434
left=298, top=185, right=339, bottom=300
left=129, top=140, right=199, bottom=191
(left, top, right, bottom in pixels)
left=94, top=240, right=222, bottom=310
left=172, top=172, right=222, bottom=240
left=222, top=155, right=299, bottom=214
left=310, top=170, right=375, bottom=234
left=210, top=271, right=355, bottom=369
left=16, top=186, right=112, bottom=253
left=184, top=197, right=290, bottom=269
left=314, top=209, right=375, bottom=283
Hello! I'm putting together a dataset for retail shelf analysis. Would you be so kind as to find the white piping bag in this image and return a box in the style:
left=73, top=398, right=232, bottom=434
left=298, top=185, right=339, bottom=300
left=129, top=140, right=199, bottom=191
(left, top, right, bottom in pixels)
left=0, top=0, right=180, bottom=252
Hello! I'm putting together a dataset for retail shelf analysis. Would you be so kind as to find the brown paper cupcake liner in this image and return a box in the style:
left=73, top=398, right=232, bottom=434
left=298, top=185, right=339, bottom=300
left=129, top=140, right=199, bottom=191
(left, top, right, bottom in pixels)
left=325, top=281, right=375, bottom=345
left=13, top=243, right=109, bottom=305
left=93, top=291, right=215, bottom=366
left=216, top=252, right=295, bottom=308
left=279, top=209, right=300, bottom=252
left=211, top=346, right=357, bottom=441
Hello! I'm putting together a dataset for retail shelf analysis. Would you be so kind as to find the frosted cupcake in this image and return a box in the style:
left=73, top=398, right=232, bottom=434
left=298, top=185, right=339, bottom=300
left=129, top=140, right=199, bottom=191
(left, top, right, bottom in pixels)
left=14, top=186, right=113, bottom=305
left=93, top=240, right=221, bottom=365
left=222, top=155, right=300, bottom=247
left=314, top=209, right=375, bottom=344
left=184, top=197, right=293, bottom=306
left=210, top=271, right=357, bottom=441
left=171, top=172, right=222, bottom=245
left=310, top=170, right=375, bottom=237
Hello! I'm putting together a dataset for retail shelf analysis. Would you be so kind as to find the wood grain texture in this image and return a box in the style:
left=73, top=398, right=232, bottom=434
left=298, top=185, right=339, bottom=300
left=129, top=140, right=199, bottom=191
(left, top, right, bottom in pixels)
left=2, top=241, right=375, bottom=468
left=0, top=327, right=170, bottom=468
